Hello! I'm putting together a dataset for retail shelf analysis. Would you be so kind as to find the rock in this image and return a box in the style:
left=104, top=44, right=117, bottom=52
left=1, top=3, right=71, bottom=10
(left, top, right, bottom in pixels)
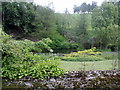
left=3, top=70, right=120, bottom=89
left=24, top=82, right=33, bottom=87
left=46, top=84, right=54, bottom=89
left=86, top=76, right=96, bottom=80
left=50, top=78, right=56, bottom=82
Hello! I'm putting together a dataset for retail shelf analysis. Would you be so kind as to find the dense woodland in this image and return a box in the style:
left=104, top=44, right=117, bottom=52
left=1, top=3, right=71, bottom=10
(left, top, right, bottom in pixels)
left=1, top=1, right=119, bottom=51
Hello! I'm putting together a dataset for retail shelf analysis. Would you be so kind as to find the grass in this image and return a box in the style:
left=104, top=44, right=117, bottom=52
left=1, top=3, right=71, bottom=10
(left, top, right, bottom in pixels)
left=61, top=47, right=118, bottom=62
left=60, top=60, right=118, bottom=71
left=60, top=50, right=118, bottom=71
left=100, top=52, right=118, bottom=60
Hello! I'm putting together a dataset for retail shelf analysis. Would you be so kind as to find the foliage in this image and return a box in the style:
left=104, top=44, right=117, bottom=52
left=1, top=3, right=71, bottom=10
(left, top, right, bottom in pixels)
left=2, top=2, right=35, bottom=33
left=94, top=49, right=111, bottom=52
left=34, top=38, right=53, bottom=53
left=1, top=33, right=64, bottom=79
left=91, top=1, right=119, bottom=49
left=30, top=59, right=64, bottom=79
left=30, top=5, right=58, bottom=39
left=49, top=36, right=79, bottom=50
left=62, top=47, right=103, bottom=61
left=69, top=42, right=79, bottom=49
left=49, top=34, right=70, bottom=50
left=2, top=1, right=119, bottom=50
left=62, top=47, right=118, bottom=62
left=74, top=13, right=92, bottom=49
left=1, top=0, right=119, bottom=84
left=73, top=1, right=97, bottom=13
left=49, top=40, right=70, bottom=50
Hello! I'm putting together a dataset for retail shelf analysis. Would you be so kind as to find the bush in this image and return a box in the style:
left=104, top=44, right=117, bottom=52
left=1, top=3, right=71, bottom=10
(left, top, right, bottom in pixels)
left=94, top=49, right=111, bottom=52
left=69, top=43, right=79, bottom=49
left=34, top=38, right=53, bottom=53
left=1, top=34, right=64, bottom=79
left=49, top=35, right=79, bottom=50
left=107, top=44, right=117, bottom=51
left=30, top=59, right=64, bottom=79
left=62, top=55, right=102, bottom=62
left=77, top=47, right=84, bottom=51
left=49, top=36, right=70, bottom=50
left=62, top=47, right=103, bottom=62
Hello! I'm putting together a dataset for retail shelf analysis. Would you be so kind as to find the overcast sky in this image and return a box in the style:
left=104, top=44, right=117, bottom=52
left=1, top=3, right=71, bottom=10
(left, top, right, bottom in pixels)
left=33, top=0, right=105, bottom=13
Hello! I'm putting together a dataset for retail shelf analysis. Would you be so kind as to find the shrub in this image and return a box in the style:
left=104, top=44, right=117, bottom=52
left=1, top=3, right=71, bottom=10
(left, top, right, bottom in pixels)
left=30, top=59, right=64, bottom=79
left=107, top=44, right=117, bottom=51
left=34, top=38, right=53, bottom=53
left=69, top=43, right=79, bottom=49
left=1, top=33, right=64, bottom=79
left=62, top=55, right=102, bottom=62
left=62, top=47, right=103, bottom=62
left=49, top=38, right=70, bottom=50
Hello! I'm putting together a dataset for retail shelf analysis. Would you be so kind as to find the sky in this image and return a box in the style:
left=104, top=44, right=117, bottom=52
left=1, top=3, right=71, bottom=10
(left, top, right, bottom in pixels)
left=33, top=0, right=106, bottom=13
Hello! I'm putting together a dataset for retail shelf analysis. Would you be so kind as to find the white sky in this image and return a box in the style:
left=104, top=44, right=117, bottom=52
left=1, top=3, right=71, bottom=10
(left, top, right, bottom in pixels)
left=33, top=0, right=105, bottom=13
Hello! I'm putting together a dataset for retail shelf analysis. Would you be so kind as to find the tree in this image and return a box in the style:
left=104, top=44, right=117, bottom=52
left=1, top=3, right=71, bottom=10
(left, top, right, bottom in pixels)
left=80, top=2, right=88, bottom=13
left=91, top=1, right=119, bottom=49
left=65, top=8, right=70, bottom=14
left=0, top=3, right=2, bottom=25
left=75, top=14, right=92, bottom=48
left=91, top=1, right=97, bottom=10
left=2, top=2, right=35, bottom=33
left=73, top=5, right=80, bottom=14
left=30, top=5, right=57, bottom=39
left=73, top=1, right=97, bottom=14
